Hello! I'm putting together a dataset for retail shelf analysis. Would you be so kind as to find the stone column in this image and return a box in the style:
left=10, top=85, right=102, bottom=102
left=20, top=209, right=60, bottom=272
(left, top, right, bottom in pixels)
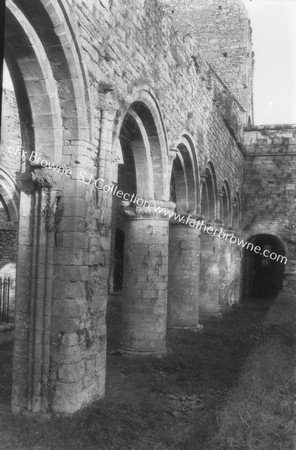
left=219, top=229, right=233, bottom=307
left=199, top=224, right=221, bottom=316
left=168, top=215, right=201, bottom=329
left=229, top=242, right=242, bottom=304
left=12, top=176, right=55, bottom=413
left=120, top=201, right=175, bottom=356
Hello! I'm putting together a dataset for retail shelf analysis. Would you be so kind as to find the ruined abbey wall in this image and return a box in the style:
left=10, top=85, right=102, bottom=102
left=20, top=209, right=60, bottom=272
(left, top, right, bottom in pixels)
left=164, top=0, right=254, bottom=121
left=0, top=88, right=22, bottom=175
left=0, top=89, right=20, bottom=270
left=2, top=0, right=254, bottom=415
left=243, top=125, right=296, bottom=288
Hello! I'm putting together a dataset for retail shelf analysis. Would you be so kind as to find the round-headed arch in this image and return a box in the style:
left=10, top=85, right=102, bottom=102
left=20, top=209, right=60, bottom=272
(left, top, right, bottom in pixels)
left=170, top=134, right=200, bottom=214
left=5, top=0, right=91, bottom=162
left=114, top=88, right=169, bottom=200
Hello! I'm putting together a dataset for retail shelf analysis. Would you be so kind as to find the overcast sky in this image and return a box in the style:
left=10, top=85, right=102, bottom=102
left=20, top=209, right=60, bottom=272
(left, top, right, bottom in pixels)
left=243, top=0, right=296, bottom=125
left=3, top=0, right=296, bottom=125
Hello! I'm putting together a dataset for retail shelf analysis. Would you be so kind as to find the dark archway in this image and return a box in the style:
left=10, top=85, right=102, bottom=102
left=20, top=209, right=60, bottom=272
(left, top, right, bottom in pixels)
left=242, top=234, right=286, bottom=299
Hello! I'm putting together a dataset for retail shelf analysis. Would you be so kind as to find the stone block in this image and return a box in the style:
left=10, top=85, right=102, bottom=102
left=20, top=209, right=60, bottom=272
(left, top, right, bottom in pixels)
left=51, top=381, right=83, bottom=413
left=58, top=361, right=85, bottom=383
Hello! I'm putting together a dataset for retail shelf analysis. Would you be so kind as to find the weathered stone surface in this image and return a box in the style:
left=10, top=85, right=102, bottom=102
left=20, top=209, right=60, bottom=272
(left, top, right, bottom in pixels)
left=243, top=125, right=296, bottom=291
left=2, top=0, right=287, bottom=418
left=168, top=223, right=201, bottom=328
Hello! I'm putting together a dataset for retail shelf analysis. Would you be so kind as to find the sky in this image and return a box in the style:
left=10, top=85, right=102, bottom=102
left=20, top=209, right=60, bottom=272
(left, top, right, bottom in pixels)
left=2, top=0, right=296, bottom=125
left=243, top=0, right=296, bottom=125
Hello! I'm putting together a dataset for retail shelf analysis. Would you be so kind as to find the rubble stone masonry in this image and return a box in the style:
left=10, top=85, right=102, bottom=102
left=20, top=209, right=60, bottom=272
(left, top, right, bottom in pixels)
left=1, top=0, right=257, bottom=414
left=243, top=125, right=296, bottom=288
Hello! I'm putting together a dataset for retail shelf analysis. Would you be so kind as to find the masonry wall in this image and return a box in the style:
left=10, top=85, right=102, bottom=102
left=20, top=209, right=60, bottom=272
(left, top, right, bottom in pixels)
left=0, top=88, right=22, bottom=178
left=7, top=0, right=247, bottom=414
left=165, top=0, right=254, bottom=121
left=243, top=125, right=296, bottom=288
left=0, top=88, right=19, bottom=285
left=66, top=0, right=245, bottom=189
left=54, top=0, right=245, bottom=410
left=0, top=226, right=17, bottom=269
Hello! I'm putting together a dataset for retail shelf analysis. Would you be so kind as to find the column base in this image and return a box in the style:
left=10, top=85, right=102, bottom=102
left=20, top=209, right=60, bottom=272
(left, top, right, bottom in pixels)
left=119, top=346, right=167, bottom=357
left=168, top=324, right=204, bottom=333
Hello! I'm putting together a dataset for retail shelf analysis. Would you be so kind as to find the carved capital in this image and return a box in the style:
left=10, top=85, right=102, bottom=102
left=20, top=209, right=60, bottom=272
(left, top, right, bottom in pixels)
left=121, top=200, right=176, bottom=220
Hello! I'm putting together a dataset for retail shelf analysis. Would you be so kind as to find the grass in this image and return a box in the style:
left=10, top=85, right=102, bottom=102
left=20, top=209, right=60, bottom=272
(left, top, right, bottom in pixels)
left=208, top=291, right=296, bottom=450
left=0, top=292, right=295, bottom=449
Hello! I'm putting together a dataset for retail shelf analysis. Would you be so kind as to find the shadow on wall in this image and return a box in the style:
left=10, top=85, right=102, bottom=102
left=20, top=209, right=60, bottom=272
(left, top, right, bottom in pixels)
left=242, top=234, right=286, bottom=300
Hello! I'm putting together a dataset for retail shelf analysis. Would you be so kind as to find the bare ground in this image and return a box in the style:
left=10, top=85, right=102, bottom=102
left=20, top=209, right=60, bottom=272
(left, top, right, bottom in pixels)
left=0, top=291, right=295, bottom=449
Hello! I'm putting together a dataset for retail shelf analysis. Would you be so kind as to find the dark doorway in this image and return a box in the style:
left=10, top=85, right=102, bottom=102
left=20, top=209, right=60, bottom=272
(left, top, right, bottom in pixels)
left=243, top=234, right=286, bottom=299
left=113, top=228, right=124, bottom=292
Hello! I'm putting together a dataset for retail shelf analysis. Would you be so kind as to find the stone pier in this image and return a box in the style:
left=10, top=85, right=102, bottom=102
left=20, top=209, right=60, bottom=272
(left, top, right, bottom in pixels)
left=121, top=202, right=175, bottom=356
left=168, top=217, right=201, bottom=329
left=199, top=227, right=221, bottom=316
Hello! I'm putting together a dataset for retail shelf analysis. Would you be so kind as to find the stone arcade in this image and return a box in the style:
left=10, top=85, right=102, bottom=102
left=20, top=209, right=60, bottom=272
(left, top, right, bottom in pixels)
left=0, top=0, right=295, bottom=414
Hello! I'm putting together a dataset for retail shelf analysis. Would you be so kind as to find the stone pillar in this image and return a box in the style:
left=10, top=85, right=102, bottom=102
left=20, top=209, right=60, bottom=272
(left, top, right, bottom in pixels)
left=12, top=178, right=55, bottom=413
left=121, top=201, right=175, bottom=356
left=168, top=216, right=201, bottom=329
left=199, top=225, right=221, bottom=316
left=219, top=230, right=232, bottom=307
left=229, top=242, right=242, bottom=304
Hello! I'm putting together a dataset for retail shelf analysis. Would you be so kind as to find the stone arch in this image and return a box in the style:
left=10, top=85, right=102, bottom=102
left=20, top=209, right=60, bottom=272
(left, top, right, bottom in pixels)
left=109, top=103, right=156, bottom=293
left=5, top=0, right=91, bottom=162
left=109, top=94, right=168, bottom=296
left=170, top=134, right=200, bottom=214
left=5, top=0, right=93, bottom=414
left=200, top=162, right=218, bottom=222
left=113, top=87, right=169, bottom=200
left=220, top=179, right=231, bottom=228
left=119, top=106, right=154, bottom=199
left=242, top=233, right=287, bottom=299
